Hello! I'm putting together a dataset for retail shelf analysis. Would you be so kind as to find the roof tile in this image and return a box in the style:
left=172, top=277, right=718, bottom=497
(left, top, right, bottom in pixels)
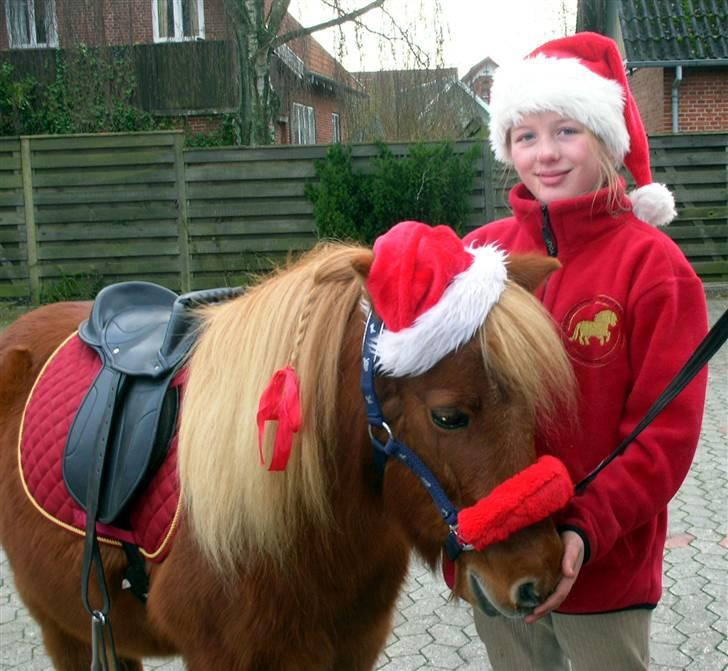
left=619, top=0, right=728, bottom=64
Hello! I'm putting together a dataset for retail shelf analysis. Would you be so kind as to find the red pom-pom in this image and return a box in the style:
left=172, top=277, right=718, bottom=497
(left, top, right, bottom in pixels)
left=457, top=456, right=573, bottom=550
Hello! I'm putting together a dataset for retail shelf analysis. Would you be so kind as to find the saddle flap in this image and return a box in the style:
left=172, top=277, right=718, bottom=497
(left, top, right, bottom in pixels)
left=64, top=370, right=179, bottom=524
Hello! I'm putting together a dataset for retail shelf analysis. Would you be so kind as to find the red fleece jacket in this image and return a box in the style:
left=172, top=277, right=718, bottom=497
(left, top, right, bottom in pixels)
left=464, top=183, right=708, bottom=614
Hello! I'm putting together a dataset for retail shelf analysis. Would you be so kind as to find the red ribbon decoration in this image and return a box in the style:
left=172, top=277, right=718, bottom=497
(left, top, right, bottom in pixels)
left=256, top=366, right=302, bottom=471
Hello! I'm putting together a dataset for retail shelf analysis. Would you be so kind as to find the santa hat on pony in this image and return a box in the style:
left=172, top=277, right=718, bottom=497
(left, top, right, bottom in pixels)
left=488, top=31, right=676, bottom=227
left=366, top=220, right=508, bottom=376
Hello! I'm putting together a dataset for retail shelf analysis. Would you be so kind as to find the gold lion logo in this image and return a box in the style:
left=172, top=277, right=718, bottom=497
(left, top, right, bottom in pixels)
left=569, top=309, right=618, bottom=346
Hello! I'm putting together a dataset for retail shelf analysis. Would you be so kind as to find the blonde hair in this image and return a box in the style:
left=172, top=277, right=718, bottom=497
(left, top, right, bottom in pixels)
left=588, top=131, right=628, bottom=215
left=178, top=244, right=366, bottom=572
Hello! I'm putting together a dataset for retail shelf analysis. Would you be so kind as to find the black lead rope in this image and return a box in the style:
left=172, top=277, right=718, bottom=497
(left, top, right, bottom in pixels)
left=575, top=308, right=728, bottom=494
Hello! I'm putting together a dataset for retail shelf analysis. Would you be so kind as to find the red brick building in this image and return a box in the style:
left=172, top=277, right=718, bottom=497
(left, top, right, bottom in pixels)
left=460, top=57, right=498, bottom=106
left=576, top=0, right=728, bottom=134
left=0, top=0, right=358, bottom=144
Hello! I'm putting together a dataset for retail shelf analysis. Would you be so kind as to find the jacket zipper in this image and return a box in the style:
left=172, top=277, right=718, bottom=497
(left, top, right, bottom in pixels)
left=540, top=205, right=558, bottom=309
left=541, top=205, right=558, bottom=257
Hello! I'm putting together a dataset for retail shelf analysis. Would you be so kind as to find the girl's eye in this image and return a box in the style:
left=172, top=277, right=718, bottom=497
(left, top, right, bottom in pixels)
left=513, top=131, right=535, bottom=143
left=430, top=408, right=470, bottom=430
left=558, top=126, right=579, bottom=136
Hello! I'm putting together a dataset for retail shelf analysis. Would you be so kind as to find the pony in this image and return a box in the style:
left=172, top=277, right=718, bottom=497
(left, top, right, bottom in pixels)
left=0, top=239, right=574, bottom=670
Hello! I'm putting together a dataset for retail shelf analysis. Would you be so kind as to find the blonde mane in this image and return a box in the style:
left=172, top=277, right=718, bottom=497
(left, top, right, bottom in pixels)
left=479, top=280, right=575, bottom=425
left=179, top=245, right=575, bottom=573
left=178, top=244, right=367, bottom=571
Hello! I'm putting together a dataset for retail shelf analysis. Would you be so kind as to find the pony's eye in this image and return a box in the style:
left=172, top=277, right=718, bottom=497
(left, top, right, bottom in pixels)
left=430, top=408, right=469, bottom=430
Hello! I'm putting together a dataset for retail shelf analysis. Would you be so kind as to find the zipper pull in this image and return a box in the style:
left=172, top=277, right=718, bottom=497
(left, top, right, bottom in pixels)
left=541, top=205, right=558, bottom=257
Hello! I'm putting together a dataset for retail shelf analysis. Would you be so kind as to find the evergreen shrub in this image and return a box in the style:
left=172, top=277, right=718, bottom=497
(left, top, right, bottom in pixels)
left=306, top=141, right=480, bottom=244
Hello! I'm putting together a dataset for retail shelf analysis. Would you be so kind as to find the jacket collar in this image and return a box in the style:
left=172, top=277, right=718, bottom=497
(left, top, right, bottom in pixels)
left=508, top=181, right=631, bottom=258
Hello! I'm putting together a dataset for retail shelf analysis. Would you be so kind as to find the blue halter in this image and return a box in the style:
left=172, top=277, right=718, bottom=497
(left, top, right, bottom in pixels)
left=360, top=311, right=473, bottom=560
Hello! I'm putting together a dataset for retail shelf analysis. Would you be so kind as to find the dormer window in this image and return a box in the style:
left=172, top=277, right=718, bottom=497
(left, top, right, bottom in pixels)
left=153, top=0, right=205, bottom=42
left=5, top=0, right=58, bottom=48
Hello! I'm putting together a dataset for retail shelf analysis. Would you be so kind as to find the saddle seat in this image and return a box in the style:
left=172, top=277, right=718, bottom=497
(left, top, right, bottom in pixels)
left=63, top=281, right=241, bottom=525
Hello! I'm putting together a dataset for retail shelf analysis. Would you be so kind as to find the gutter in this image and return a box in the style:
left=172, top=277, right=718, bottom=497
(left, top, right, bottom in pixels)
left=671, top=65, right=683, bottom=133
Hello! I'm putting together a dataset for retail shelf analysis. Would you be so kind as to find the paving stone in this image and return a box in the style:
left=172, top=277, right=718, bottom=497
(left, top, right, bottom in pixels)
left=650, top=640, right=693, bottom=669
left=650, top=619, right=688, bottom=645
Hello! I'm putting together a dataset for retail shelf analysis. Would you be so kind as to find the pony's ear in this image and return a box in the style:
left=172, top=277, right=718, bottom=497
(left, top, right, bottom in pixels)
left=351, top=250, right=374, bottom=279
left=507, top=254, right=561, bottom=293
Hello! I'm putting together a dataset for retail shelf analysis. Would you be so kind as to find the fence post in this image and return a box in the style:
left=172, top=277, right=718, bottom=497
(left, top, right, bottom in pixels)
left=482, top=141, right=495, bottom=224
left=20, top=137, right=40, bottom=304
left=174, top=133, right=192, bottom=293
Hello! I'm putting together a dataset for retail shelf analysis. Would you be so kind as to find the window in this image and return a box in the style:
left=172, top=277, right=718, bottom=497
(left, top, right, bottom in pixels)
left=292, top=103, right=316, bottom=145
left=5, top=0, right=58, bottom=48
left=332, top=112, right=341, bottom=144
left=153, top=0, right=205, bottom=42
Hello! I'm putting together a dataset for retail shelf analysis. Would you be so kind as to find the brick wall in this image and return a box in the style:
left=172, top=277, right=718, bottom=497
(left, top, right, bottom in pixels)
left=282, top=86, right=344, bottom=145
left=631, top=66, right=728, bottom=133
left=672, top=67, right=728, bottom=132
left=629, top=68, right=664, bottom=134
left=205, top=0, right=229, bottom=39
left=0, top=0, right=230, bottom=49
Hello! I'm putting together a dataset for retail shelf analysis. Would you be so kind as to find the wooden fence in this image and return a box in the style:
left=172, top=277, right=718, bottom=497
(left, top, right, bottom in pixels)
left=0, top=131, right=725, bottom=301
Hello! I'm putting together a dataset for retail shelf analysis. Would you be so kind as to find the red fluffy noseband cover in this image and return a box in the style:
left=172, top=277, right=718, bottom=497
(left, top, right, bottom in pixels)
left=457, top=455, right=573, bottom=550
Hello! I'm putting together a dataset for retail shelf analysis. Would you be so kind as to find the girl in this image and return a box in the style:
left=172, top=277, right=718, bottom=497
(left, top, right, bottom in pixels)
left=464, top=33, right=708, bottom=670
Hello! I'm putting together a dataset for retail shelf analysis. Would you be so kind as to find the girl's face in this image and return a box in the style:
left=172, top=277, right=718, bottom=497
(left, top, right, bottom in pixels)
left=509, top=111, right=603, bottom=205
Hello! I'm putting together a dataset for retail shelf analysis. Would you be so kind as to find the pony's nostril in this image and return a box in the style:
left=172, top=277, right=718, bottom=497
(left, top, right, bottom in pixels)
left=516, top=581, right=541, bottom=609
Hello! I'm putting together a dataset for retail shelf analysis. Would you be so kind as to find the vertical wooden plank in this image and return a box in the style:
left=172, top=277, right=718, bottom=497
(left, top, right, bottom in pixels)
left=482, top=141, right=494, bottom=224
left=174, top=133, right=192, bottom=293
left=20, top=137, right=40, bottom=303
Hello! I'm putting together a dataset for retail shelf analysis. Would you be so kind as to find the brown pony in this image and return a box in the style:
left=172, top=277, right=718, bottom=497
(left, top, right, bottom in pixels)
left=0, top=242, right=574, bottom=670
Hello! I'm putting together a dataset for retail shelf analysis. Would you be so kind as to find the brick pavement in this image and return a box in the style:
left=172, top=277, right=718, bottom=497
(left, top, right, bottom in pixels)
left=1, top=293, right=726, bottom=670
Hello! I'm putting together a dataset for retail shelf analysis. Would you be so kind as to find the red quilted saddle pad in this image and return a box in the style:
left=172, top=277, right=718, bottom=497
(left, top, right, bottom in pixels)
left=18, top=332, right=183, bottom=562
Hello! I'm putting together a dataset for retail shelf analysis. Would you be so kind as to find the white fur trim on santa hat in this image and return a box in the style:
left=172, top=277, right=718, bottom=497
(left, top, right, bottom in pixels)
left=628, top=182, right=676, bottom=227
left=489, top=54, right=629, bottom=164
left=373, top=244, right=508, bottom=377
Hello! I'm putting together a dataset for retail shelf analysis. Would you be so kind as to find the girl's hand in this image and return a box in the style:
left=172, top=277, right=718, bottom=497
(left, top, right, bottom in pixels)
left=525, top=530, right=585, bottom=624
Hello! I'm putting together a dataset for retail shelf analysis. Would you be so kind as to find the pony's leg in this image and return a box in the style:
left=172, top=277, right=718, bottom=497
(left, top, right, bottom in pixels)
left=39, top=616, right=143, bottom=671
left=330, top=615, right=393, bottom=671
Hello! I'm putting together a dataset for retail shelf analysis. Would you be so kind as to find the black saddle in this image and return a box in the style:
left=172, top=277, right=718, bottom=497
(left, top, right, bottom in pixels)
left=63, top=281, right=242, bottom=524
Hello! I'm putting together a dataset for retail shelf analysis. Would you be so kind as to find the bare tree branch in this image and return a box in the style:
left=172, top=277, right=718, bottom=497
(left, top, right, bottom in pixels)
left=267, top=0, right=292, bottom=39
left=272, top=0, right=385, bottom=48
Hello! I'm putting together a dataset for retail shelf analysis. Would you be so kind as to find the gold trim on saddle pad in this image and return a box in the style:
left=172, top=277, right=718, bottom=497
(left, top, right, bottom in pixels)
left=17, top=331, right=182, bottom=559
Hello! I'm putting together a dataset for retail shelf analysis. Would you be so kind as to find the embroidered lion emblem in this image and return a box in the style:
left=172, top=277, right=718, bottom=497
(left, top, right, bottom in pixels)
left=568, top=309, right=618, bottom=346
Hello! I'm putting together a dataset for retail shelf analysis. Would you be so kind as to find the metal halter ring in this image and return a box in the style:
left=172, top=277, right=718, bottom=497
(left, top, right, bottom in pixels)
left=368, top=421, right=394, bottom=446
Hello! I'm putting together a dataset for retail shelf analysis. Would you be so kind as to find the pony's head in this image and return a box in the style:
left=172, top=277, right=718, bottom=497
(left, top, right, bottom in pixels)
left=178, top=223, right=574, bottom=618
left=355, top=221, right=576, bottom=617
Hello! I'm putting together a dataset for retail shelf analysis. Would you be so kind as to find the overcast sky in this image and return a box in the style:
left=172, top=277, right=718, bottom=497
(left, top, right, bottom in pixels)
left=288, top=0, right=579, bottom=77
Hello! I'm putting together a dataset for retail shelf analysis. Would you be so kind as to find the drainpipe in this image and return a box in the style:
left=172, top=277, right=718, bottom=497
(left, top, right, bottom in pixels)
left=671, top=65, right=683, bottom=133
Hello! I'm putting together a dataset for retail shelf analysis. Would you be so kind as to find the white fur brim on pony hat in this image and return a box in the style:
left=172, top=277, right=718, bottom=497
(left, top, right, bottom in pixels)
left=488, top=31, right=676, bottom=227
left=366, top=220, right=507, bottom=377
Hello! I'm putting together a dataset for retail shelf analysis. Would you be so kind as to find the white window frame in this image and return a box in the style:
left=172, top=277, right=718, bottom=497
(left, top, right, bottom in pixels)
left=331, top=112, right=341, bottom=143
left=292, top=102, right=316, bottom=145
left=152, top=0, right=205, bottom=43
left=5, top=0, right=58, bottom=48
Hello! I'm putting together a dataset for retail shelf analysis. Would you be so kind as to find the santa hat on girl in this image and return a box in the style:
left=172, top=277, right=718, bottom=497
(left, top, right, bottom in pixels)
left=488, top=32, right=676, bottom=226
left=366, top=221, right=507, bottom=377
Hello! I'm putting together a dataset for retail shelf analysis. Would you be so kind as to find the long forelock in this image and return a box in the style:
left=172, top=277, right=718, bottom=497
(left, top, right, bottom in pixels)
left=177, top=244, right=367, bottom=572
left=477, top=281, right=576, bottom=424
